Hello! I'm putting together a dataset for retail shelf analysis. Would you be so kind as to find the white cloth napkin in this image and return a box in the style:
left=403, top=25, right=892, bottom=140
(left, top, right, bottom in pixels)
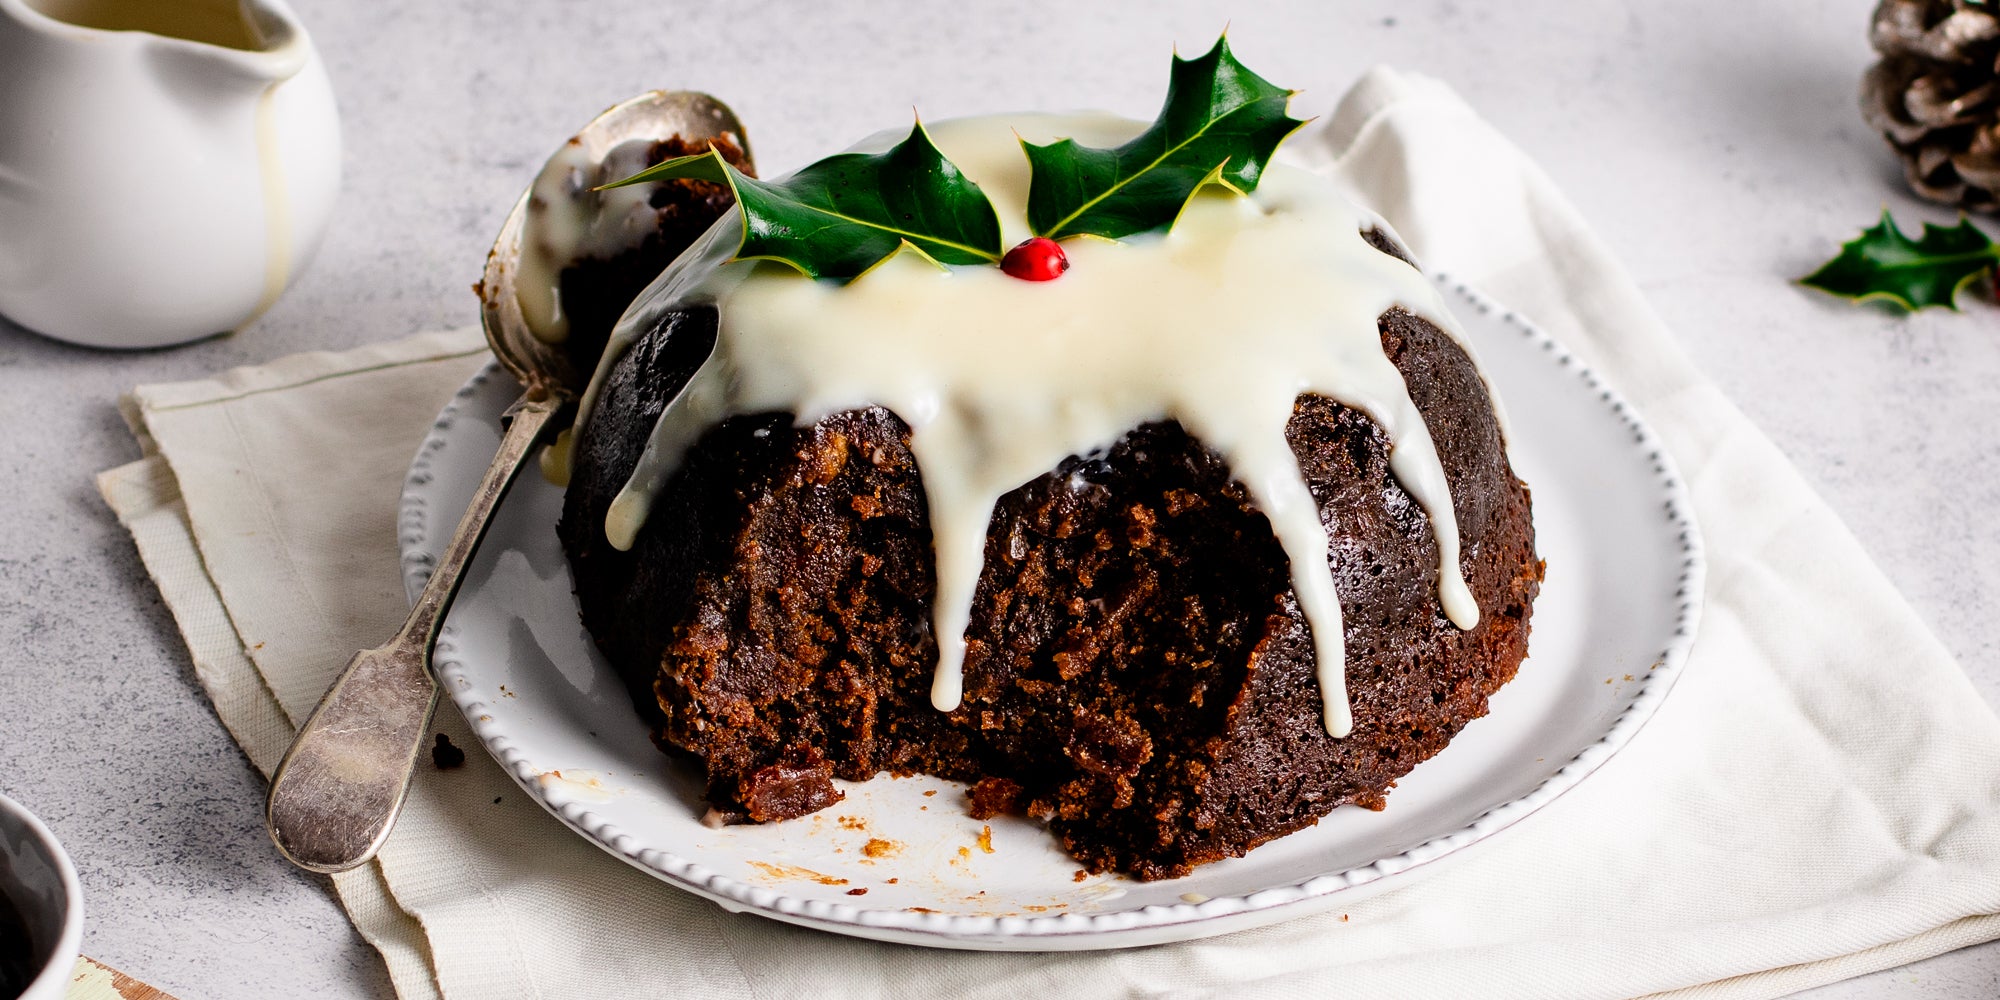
left=96, top=68, right=2000, bottom=1000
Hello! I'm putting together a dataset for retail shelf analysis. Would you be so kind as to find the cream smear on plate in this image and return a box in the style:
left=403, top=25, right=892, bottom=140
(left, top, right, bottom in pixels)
left=574, top=112, right=1479, bottom=737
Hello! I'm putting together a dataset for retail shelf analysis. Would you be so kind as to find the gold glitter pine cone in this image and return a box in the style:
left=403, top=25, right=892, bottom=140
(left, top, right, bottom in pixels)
left=1864, top=0, right=2000, bottom=209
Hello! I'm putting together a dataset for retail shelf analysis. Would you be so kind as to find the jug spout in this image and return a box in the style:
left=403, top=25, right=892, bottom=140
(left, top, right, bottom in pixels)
left=146, top=15, right=310, bottom=112
left=32, top=0, right=314, bottom=86
left=15, top=0, right=263, bottom=47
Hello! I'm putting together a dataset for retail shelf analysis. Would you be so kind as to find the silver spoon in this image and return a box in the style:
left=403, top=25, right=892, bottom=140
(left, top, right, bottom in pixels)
left=265, top=91, right=754, bottom=874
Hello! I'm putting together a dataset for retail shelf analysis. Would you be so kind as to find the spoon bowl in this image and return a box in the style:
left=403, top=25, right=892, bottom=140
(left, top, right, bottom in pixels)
left=480, top=90, right=753, bottom=399
left=266, top=90, right=751, bottom=875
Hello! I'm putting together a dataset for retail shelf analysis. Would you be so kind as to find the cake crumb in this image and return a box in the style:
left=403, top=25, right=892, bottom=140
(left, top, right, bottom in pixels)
left=885, top=878, right=899, bottom=884
left=863, top=838, right=900, bottom=859
left=977, top=824, right=994, bottom=854
left=923, top=789, right=937, bottom=797
left=838, top=815, right=866, bottom=830
left=846, top=887, right=868, bottom=896
left=1073, top=869, right=1089, bottom=883
left=1341, top=914, right=1350, bottom=922
left=430, top=733, right=465, bottom=770
left=499, top=684, right=516, bottom=698
left=968, top=777, right=1024, bottom=819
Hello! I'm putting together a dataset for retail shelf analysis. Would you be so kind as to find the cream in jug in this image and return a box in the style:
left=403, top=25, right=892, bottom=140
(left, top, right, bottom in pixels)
left=0, top=0, right=340, bottom=348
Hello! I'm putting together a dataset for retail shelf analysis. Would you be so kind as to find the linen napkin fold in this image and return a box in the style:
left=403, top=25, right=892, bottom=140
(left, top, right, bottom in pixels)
left=97, top=68, right=2000, bottom=1000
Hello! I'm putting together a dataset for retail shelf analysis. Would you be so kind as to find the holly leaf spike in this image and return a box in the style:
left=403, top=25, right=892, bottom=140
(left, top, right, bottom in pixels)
left=605, top=120, right=1003, bottom=281
left=1023, top=34, right=1308, bottom=242
left=1800, top=209, right=2000, bottom=311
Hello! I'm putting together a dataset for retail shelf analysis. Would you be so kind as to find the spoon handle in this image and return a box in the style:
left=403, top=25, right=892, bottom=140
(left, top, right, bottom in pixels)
left=266, top=392, right=564, bottom=873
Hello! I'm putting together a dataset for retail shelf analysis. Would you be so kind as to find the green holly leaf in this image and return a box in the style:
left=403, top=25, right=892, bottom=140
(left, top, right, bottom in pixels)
left=1023, top=34, right=1307, bottom=242
left=606, top=121, right=1002, bottom=280
left=1801, top=210, right=2000, bottom=311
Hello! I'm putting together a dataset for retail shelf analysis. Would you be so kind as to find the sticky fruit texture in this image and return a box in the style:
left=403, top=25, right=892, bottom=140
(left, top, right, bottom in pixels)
left=1001, top=237, right=1069, bottom=281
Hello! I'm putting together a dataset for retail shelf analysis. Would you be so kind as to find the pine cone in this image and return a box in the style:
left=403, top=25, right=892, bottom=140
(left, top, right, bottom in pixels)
left=1863, top=0, right=2000, bottom=209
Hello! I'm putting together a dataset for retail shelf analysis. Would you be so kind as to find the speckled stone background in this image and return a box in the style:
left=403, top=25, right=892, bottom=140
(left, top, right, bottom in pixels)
left=1, top=1, right=1995, bottom=997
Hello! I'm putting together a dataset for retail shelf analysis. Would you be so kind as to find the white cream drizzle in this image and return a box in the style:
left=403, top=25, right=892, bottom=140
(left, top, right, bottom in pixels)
left=516, top=138, right=678, bottom=344
left=245, top=82, right=291, bottom=330
left=575, top=113, right=1483, bottom=738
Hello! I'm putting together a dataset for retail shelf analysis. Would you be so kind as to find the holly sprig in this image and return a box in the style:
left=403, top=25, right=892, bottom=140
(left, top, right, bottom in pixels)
left=1801, top=210, right=2000, bottom=311
left=605, top=121, right=1002, bottom=280
left=604, top=33, right=1301, bottom=281
left=1023, top=36, right=1307, bottom=242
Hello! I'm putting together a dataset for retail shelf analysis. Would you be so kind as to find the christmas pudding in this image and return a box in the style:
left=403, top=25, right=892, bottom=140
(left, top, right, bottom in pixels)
left=555, top=40, right=1542, bottom=880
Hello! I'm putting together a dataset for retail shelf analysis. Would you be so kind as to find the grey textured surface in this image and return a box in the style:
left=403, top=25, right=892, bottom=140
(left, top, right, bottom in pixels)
left=0, top=0, right=1994, bottom=997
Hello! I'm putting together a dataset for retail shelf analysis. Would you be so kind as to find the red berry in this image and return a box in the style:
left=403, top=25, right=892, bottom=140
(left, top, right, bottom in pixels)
left=1001, top=237, right=1068, bottom=281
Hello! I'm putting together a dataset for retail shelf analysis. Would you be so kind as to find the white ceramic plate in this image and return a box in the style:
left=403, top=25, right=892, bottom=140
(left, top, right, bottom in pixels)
left=400, top=276, right=1702, bottom=951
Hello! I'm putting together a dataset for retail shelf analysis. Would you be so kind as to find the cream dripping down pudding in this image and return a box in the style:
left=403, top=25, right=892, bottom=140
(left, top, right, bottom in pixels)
left=575, top=112, right=1481, bottom=738
left=580, top=117, right=1488, bottom=740
left=555, top=37, right=1540, bottom=879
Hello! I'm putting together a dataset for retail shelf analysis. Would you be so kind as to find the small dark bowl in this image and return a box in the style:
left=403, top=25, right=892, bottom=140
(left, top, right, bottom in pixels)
left=0, top=792, right=81, bottom=1000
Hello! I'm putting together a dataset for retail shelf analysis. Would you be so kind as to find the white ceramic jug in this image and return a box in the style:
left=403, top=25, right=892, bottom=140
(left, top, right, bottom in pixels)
left=0, top=0, right=340, bottom=348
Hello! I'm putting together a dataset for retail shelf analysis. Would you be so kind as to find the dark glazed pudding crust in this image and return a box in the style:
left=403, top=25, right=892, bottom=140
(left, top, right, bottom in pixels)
left=558, top=238, right=1541, bottom=880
